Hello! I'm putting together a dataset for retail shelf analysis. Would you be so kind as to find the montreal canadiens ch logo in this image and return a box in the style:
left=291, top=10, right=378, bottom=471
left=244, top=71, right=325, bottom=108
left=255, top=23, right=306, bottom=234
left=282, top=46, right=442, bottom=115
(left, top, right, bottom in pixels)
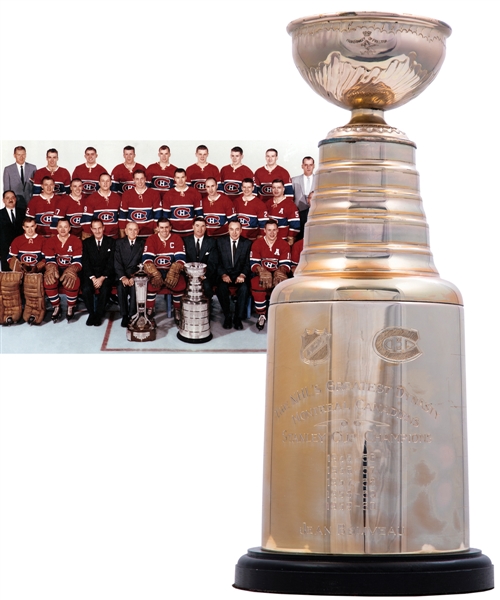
left=99, top=212, right=115, bottom=222
left=57, top=256, right=72, bottom=267
left=41, top=214, right=53, bottom=225
left=21, top=254, right=38, bottom=264
left=373, top=327, right=422, bottom=363
left=84, top=183, right=97, bottom=192
left=238, top=216, right=250, bottom=226
left=206, top=216, right=220, bottom=225
left=155, top=178, right=171, bottom=189
left=194, top=182, right=206, bottom=191
left=131, top=210, right=147, bottom=222
left=262, top=185, right=272, bottom=195
left=123, top=184, right=134, bottom=192
left=224, top=183, right=239, bottom=194
left=155, top=256, right=172, bottom=268
left=70, top=215, right=81, bottom=226
left=263, top=259, right=278, bottom=270
left=174, top=207, right=191, bottom=218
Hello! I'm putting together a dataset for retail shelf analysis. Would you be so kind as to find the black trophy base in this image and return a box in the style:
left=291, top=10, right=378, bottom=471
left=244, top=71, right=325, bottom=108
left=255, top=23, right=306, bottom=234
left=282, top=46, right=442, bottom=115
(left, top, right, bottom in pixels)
left=176, top=332, right=213, bottom=344
left=234, top=547, right=494, bottom=596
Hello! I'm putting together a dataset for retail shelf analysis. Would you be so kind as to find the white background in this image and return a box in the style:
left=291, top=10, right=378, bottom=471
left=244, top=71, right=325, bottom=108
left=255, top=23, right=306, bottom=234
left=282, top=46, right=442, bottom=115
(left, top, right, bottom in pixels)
left=0, top=1, right=497, bottom=599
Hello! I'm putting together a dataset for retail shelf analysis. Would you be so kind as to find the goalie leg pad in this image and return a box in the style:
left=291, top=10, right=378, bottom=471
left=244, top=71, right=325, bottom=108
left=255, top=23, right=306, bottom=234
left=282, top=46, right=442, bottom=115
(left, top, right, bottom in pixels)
left=22, top=273, right=46, bottom=324
left=0, top=272, right=23, bottom=324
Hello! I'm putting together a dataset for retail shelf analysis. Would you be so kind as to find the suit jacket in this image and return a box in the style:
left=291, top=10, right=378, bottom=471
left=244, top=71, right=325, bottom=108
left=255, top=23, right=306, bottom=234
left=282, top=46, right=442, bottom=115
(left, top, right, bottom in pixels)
left=3, top=162, right=37, bottom=209
left=114, top=236, right=145, bottom=280
left=82, top=235, right=115, bottom=280
left=292, top=173, right=317, bottom=212
left=0, top=206, right=26, bottom=269
left=183, top=234, right=218, bottom=282
left=216, top=235, right=251, bottom=281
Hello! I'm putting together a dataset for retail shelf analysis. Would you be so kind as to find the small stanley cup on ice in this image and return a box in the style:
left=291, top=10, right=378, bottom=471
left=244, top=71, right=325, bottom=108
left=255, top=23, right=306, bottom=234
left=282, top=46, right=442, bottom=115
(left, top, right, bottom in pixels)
left=235, top=12, right=493, bottom=596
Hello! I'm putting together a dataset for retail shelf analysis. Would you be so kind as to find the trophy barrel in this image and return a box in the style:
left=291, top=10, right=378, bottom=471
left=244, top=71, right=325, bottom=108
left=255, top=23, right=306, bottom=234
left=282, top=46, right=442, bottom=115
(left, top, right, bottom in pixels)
left=177, top=262, right=212, bottom=344
left=235, top=11, right=493, bottom=595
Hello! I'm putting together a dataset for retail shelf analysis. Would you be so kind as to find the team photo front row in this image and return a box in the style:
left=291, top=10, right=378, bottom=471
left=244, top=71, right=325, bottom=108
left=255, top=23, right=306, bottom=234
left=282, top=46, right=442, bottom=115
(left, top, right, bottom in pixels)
left=0, top=209, right=303, bottom=333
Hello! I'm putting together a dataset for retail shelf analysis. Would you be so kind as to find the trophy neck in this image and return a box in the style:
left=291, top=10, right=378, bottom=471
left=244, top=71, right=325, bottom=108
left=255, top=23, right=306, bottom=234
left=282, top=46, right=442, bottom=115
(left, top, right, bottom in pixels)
left=297, top=134, right=439, bottom=279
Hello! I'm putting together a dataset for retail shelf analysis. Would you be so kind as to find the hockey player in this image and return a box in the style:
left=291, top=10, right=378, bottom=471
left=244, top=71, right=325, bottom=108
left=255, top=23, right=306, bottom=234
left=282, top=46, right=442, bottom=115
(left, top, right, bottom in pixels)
left=72, top=147, right=107, bottom=197
left=119, top=169, right=162, bottom=238
left=146, top=145, right=177, bottom=197
left=111, top=145, right=146, bottom=195
left=265, top=179, right=300, bottom=243
left=142, top=218, right=186, bottom=324
left=234, top=178, right=268, bottom=240
left=201, top=177, right=236, bottom=237
left=162, top=168, right=203, bottom=237
left=31, top=148, right=71, bottom=196
left=52, top=178, right=86, bottom=237
left=43, top=217, right=82, bottom=322
left=0, top=217, right=46, bottom=325
left=219, top=146, right=254, bottom=197
left=250, top=219, right=291, bottom=331
left=81, top=173, right=121, bottom=240
left=186, top=145, right=220, bottom=196
left=254, top=148, right=293, bottom=202
left=26, top=176, right=59, bottom=236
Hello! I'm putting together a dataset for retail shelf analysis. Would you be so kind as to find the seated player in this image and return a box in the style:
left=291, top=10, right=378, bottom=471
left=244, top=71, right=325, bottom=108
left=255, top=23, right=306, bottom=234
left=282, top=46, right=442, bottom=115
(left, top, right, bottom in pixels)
left=250, top=219, right=291, bottom=331
left=142, top=218, right=186, bottom=324
left=1, top=217, right=46, bottom=325
left=42, top=217, right=82, bottom=322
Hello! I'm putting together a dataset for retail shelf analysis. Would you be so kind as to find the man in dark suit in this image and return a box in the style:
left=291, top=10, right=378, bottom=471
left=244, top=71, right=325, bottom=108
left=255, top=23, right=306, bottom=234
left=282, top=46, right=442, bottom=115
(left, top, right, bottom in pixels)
left=216, top=220, right=251, bottom=330
left=0, top=191, right=26, bottom=271
left=183, top=216, right=218, bottom=300
left=114, top=222, right=144, bottom=327
left=2, top=146, right=37, bottom=210
left=291, top=156, right=316, bottom=241
left=82, top=219, right=115, bottom=326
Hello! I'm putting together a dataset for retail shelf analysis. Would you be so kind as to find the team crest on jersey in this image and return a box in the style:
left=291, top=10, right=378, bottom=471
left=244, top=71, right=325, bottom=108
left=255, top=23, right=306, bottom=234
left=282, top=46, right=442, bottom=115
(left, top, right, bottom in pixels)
left=57, top=255, right=72, bottom=267
left=262, top=184, right=272, bottom=195
left=263, top=258, right=278, bottom=270
left=99, top=212, right=115, bottom=222
left=174, top=207, right=191, bottom=218
left=154, top=177, right=171, bottom=189
left=70, top=215, right=81, bottom=226
left=206, top=216, right=221, bottom=225
left=155, top=256, right=172, bottom=268
left=194, top=181, right=206, bottom=191
left=224, top=182, right=239, bottom=194
left=238, top=216, right=251, bottom=226
left=54, top=184, right=63, bottom=194
left=21, top=253, right=38, bottom=265
left=41, top=214, right=53, bottom=225
left=300, top=329, right=331, bottom=365
left=123, top=183, right=134, bottom=192
left=131, top=210, right=148, bottom=222
left=84, top=182, right=97, bottom=193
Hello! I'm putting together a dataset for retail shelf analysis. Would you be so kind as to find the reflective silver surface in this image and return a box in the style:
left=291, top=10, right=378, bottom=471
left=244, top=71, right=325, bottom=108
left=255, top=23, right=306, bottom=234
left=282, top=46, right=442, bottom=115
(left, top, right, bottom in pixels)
left=177, top=262, right=211, bottom=342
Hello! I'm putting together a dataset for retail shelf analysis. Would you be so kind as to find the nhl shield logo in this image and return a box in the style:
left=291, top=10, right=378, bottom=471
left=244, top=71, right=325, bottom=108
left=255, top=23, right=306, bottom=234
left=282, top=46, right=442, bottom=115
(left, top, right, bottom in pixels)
left=300, top=329, right=331, bottom=365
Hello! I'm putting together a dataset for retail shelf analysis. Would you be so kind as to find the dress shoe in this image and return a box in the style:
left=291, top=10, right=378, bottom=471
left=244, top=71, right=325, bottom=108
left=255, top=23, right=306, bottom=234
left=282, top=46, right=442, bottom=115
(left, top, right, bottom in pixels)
left=233, top=318, right=243, bottom=330
left=51, top=306, right=62, bottom=322
left=66, top=306, right=75, bottom=322
left=223, top=315, right=233, bottom=329
left=256, top=314, right=267, bottom=331
left=121, top=316, right=130, bottom=328
left=86, top=314, right=95, bottom=326
left=94, top=317, right=102, bottom=327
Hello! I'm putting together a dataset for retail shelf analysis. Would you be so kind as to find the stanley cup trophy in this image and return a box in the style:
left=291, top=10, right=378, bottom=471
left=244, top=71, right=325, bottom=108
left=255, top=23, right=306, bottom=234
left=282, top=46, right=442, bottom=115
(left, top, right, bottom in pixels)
left=177, top=262, right=212, bottom=343
left=234, top=12, right=494, bottom=596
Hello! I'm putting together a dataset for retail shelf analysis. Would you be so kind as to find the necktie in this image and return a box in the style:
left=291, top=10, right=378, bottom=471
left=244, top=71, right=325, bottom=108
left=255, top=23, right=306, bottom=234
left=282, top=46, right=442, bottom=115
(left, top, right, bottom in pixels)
left=196, top=239, right=201, bottom=260
left=232, top=240, right=236, bottom=267
left=97, top=240, right=101, bottom=251
left=130, top=241, right=134, bottom=247
left=20, top=165, right=25, bottom=187
left=10, top=209, right=15, bottom=223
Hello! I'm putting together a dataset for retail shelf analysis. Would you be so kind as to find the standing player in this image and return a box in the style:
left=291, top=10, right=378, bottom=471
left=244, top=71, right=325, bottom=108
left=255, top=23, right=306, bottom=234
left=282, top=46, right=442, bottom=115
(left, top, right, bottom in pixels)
left=162, top=168, right=203, bottom=237
left=82, top=172, right=121, bottom=240
left=111, top=145, right=146, bottom=195
left=265, top=179, right=300, bottom=244
left=254, top=148, right=293, bottom=202
left=146, top=144, right=177, bottom=197
left=43, top=217, right=83, bottom=322
left=31, top=148, right=71, bottom=196
left=52, top=178, right=86, bottom=237
left=119, top=170, right=162, bottom=239
left=72, top=147, right=107, bottom=198
left=234, top=177, right=268, bottom=240
left=250, top=219, right=291, bottom=331
left=26, top=176, right=59, bottom=236
left=186, top=144, right=220, bottom=197
left=142, top=218, right=186, bottom=323
left=219, top=146, right=254, bottom=198
left=201, top=177, right=236, bottom=237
